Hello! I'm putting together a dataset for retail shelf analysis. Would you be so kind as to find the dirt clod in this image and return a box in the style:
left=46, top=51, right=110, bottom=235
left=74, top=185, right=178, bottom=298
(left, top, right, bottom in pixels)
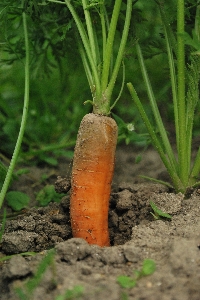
left=0, top=146, right=200, bottom=300
left=2, top=255, right=31, bottom=279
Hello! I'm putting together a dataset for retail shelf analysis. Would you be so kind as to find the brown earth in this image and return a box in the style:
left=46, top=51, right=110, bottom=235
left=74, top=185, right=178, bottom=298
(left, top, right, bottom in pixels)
left=0, top=145, right=200, bottom=300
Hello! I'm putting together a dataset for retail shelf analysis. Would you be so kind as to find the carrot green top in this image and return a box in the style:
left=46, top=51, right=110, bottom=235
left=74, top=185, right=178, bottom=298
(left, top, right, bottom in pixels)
left=64, top=0, right=133, bottom=115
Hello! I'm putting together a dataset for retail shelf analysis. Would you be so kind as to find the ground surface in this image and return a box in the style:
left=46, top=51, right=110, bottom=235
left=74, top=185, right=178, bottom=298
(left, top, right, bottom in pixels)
left=0, top=145, right=200, bottom=300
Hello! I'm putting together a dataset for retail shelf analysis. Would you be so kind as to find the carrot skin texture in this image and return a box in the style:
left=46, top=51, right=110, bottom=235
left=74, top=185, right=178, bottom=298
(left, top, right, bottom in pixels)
left=70, top=113, right=118, bottom=247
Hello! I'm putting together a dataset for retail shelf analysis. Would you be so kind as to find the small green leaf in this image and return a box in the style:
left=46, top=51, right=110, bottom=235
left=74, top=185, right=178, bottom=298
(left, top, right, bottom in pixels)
left=180, top=31, right=200, bottom=51
left=15, top=168, right=30, bottom=176
left=135, top=155, right=142, bottom=164
left=150, top=201, right=172, bottom=219
left=141, top=259, right=156, bottom=276
left=117, top=275, right=136, bottom=288
left=6, top=191, right=30, bottom=211
left=36, top=185, right=64, bottom=206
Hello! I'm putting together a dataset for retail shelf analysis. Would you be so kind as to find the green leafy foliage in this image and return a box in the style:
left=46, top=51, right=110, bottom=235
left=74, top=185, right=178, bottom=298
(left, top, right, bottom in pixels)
left=0, top=54, right=89, bottom=165
left=36, top=184, right=65, bottom=206
left=6, top=191, right=30, bottom=211
left=140, top=258, right=156, bottom=276
left=150, top=201, right=172, bottom=220
left=15, top=168, right=30, bottom=176
left=112, top=113, right=149, bottom=146
left=0, top=0, right=90, bottom=168
left=127, top=0, right=200, bottom=193
left=117, top=276, right=137, bottom=288
left=0, top=0, right=75, bottom=74
left=0, top=0, right=194, bottom=167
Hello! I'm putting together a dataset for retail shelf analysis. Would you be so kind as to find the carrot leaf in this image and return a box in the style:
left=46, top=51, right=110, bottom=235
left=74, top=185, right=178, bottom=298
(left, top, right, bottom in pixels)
left=150, top=201, right=172, bottom=220
left=6, top=191, right=30, bottom=211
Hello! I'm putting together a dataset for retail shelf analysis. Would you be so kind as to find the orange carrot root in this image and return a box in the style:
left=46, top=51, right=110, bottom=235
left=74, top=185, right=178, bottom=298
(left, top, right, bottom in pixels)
left=70, top=113, right=118, bottom=247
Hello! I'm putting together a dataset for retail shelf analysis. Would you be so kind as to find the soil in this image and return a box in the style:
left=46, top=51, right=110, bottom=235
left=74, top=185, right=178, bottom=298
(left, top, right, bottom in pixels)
left=0, top=145, right=200, bottom=300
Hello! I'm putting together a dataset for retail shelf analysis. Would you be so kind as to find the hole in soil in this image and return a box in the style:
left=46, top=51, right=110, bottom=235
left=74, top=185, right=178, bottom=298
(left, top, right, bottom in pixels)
left=108, top=183, right=156, bottom=246
left=1, top=182, right=169, bottom=255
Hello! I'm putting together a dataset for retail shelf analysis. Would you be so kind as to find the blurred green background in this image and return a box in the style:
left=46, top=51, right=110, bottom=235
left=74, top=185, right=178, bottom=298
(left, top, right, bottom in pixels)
left=0, top=0, right=199, bottom=168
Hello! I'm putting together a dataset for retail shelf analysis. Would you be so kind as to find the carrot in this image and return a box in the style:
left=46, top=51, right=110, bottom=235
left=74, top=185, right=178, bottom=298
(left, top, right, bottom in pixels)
left=70, top=113, right=118, bottom=247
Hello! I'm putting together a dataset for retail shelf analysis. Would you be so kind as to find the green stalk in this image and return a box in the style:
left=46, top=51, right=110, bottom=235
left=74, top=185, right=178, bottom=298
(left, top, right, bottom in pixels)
left=127, top=83, right=182, bottom=191
left=63, top=0, right=132, bottom=115
left=64, top=0, right=101, bottom=97
left=135, top=43, right=178, bottom=171
left=195, top=5, right=200, bottom=41
left=100, top=0, right=122, bottom=92
left=93, top=0, right=132, bottom=114
left=158, top=4, right=179, bottom=149
left=177, top=0, right=188, bottom=186
left=82, top=0, right=97, bottom=66
left=110, top=60, right=125, bottom=110
left=0, top=10, right=30, bottom=209
left=77, top=36, right=94, bottom=93
left=166, top=33, right=179, bottom=148
left=101, top=5, right=112, bottom=73
left=185, top=56, right=200, bottom=185
left=100, top=5, right=107, bottom=64
left=106, top=0, right=132, bottom=101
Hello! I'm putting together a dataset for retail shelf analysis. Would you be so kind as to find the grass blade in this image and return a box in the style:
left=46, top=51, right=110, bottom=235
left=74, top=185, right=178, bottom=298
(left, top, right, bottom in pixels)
left=127, top=82, right=182, bottom=191
left=158, top=3, right=179, bottom=150
left=135, top=43, right=178, bottom=171
left=177, top=0, right=188, bottom=186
